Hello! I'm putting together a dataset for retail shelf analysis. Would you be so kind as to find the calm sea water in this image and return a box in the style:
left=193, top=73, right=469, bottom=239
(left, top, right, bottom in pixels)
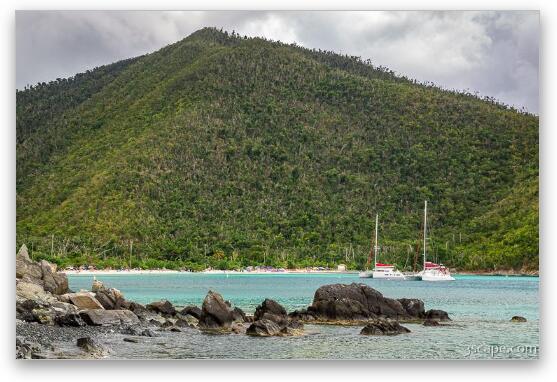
left=68, top=273, right=539, bottom=360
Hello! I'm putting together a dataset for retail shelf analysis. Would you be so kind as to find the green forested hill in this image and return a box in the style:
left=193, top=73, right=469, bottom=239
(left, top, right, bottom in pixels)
left=16, top=28, right=539, bottom=272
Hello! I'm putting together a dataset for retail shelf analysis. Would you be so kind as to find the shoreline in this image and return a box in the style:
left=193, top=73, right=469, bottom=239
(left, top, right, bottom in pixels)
left=63, top=269, right=539, bottom=277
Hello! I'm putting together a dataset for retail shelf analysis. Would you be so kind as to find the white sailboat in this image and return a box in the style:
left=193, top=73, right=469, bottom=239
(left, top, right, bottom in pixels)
left=359, top=214, right=406, bottom=280
left=417, top=201, right=455, bottom=281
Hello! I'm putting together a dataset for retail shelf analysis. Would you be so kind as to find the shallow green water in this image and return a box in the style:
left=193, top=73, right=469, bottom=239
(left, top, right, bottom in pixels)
left=68, top=273, right=539, bottom=359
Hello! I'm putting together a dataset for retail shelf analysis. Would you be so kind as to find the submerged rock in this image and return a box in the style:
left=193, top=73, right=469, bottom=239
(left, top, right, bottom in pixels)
left=511, top=316, right=527, bottom=322
left=423, top=319, right=440, bottom=327
left=360, top=318, right=411, bottom=336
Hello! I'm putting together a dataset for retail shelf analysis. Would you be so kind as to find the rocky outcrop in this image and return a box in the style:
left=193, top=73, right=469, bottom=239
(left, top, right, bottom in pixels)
left=511, top=316, right=527, bottom=322
left=79, top=309, right=140, bottom=326
left=247, top=299, right=303, bottom=336
left=306, top=283, right=414, bottom=321
left=16, top=281, right=83, bottom=326
left=198, top=291, right=234, bottom=330
left=16, top=245, right=68, bottom=295
left=360, top=318, right=411, bottom=335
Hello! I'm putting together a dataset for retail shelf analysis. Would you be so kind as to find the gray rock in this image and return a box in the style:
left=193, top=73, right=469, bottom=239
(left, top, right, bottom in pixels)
left=68, top=292, right=105, bottom=310
left=77, top=337, right=107, bottom=356
left=16, top=245, right=68, bottom=295
left=79, top=309, right=139, bottom=326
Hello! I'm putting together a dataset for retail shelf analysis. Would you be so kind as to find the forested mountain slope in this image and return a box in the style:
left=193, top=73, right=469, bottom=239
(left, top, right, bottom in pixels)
left=16, top=28, right=539, bottom=272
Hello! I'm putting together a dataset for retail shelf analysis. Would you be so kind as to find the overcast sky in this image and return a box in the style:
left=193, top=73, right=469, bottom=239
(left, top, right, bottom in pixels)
left=16, top=10, right=539, bottom=113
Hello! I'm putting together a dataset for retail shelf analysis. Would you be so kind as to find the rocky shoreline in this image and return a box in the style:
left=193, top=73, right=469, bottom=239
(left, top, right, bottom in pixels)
left=16, top=245, right=452, bottom=359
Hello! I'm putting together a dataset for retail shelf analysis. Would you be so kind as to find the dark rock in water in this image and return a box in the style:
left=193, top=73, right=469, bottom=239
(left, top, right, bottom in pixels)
left=79, top=309, right=140, bottom=326
left=255, top=299, right=287, bottom=318
left=146, top=300, right=176, bottom=316
left=199, top=291, right=234, bottom=330
left=77, top=337, right=106, bottom=355
left=360, top=318, right=411, bottom=335
left=511, top=316, right=527, bottom=322
left=398, top=298, right=425, bottom=318
left=253, top=299, right=289, bottom=328
left=424, top=309, right=451, bottom=321
left=423, top=319, right=440, bottom=326
left=181, top=305, right=202, bottom=319
left=288, top=320, right=304, bottom=330
left=123, top=337, right=139, bottom=343
left=169, top=327, right=182, bottom=332
left=288, top=309, right=316, bottom=322
left=246, top=319, right=282, bottom=336
left=309, top=283, right=413, bottom=321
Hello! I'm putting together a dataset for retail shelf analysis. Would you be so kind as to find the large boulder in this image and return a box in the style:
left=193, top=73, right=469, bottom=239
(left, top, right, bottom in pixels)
left=308, top=283, right=412, bottom=321
left=67, top=292, right=105, bottom=310
left=198, top=291, right=234, bottom=330
left=15, top=244, right=68, bottom=295
left=254, top=299, right=289, bottom=327
left=16, top=245, right=42, bottom=281
left=40, top=260, right=69, bottom=295
left=360, top=318, right=411, bottom=335
left=79, top=309, right=140, bottom=326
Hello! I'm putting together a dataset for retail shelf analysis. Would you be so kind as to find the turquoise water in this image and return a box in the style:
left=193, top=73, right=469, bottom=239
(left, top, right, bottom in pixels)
left=68, top=273, right=539, bottom=359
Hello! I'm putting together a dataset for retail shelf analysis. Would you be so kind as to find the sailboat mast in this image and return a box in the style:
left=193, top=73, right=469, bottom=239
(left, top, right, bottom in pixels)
left=423, top=201, right=427, bottom=270
left=374, top=214, right=379, bottom=267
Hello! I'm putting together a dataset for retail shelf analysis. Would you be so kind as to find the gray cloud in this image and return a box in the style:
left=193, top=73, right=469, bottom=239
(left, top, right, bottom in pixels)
left=16, top=10, right=539, bottom=113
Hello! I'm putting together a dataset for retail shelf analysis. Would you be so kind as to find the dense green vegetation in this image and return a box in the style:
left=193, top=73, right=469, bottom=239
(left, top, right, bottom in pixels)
left=16, top=28, right=538, bottom=272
